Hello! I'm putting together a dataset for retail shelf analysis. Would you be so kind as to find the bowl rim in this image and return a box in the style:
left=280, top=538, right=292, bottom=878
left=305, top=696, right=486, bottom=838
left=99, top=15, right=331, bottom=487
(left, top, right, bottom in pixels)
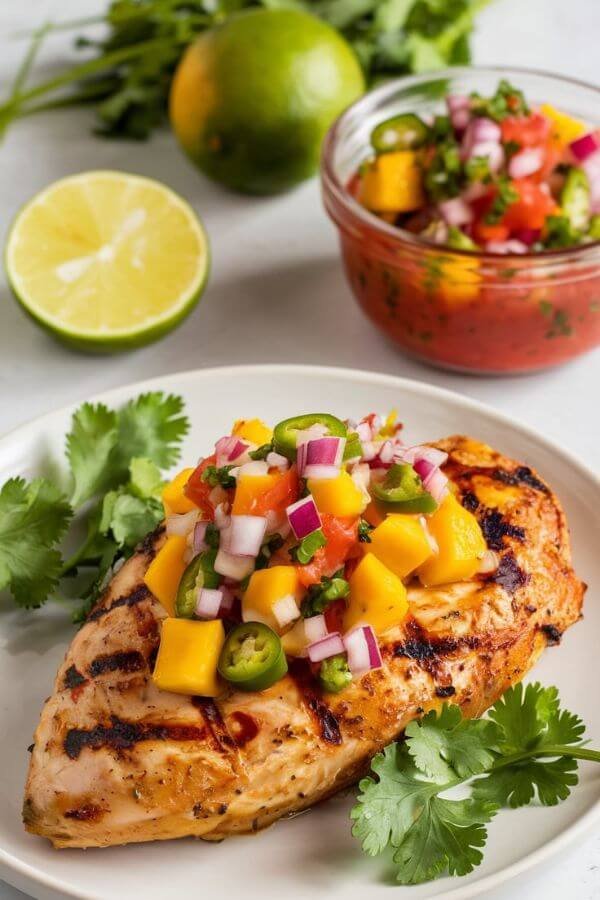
left=321, top=64, right=600, bottom=263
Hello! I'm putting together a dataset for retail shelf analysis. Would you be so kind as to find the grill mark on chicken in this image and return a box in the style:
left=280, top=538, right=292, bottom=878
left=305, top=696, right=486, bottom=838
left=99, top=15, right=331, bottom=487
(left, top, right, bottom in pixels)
left=288, top=661, right=342, bottom=745
left=461, top=491, right=480, bottom=512
left=229, top=712, right=260, bottom=747
left=193, top=698, right=236, bottom=750
left=541, top=623, right=562, bottom=645
left=479, top=509, right=526, bottom=551
left=393, top=620, right=480, bottom=675
left=88, top=651, right=146, bottom=678
left=88, top=585, right=150, bottom=623
left=493, top=466, right=549, bottom=493
left=63, top=666, right=86, bottom=690
left=486, top=553, right=530, bottom=595
left=64, top=717, right=207, bottom=760
left=435, top=685, right=456, bottom=698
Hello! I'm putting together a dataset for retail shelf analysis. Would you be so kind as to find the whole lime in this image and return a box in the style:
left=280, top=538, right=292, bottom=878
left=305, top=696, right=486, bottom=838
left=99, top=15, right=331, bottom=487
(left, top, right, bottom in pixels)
left=169, top=9, right=365, bottom=195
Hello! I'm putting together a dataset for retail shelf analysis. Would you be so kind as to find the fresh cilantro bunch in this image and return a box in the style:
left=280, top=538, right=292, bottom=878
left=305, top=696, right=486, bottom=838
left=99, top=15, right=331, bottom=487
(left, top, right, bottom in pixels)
left=1, top=0, right=491, bottom=141
left=352, top=682, right=600, bottom=885
left=0, top=392, right=188, bottom=618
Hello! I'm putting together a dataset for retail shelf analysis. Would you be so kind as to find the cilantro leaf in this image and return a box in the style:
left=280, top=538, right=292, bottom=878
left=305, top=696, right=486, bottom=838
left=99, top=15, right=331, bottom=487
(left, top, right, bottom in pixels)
left=351, top=743, right=498, bottom=884
left=487, top=682, right=584, bottom=754
left=116, top=392, right=189, bottom=474
left=67, top=403, right=118, bottom=506
left=472, top=756, right=579, bottom=808
left=405, top=704, right=501, bottom=781
left=100, top=491, right=163, bottom=548
left=0, top=478, right=71, bottom=607
left=129, top=457, right=163, bottom=500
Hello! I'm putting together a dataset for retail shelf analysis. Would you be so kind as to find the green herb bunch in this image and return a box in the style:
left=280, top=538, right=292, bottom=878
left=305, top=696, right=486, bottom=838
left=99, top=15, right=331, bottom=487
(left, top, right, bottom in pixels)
left=0, top=0, right=491, bottom=140
left=0, top=392, right=188, bottom=620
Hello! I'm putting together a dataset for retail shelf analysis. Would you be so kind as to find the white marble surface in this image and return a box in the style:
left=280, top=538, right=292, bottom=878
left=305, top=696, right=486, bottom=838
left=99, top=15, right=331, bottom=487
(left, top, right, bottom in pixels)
left=0, top=0, right=598, bottom=897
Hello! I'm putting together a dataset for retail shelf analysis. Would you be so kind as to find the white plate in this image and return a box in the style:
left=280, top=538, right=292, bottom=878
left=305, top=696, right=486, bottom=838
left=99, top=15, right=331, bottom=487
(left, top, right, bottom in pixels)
left=0, top=364, right=598, bottom=900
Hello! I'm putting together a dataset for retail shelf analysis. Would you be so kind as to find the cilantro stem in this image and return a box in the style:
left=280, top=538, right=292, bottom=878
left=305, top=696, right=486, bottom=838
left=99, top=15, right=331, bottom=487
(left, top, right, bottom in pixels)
left=492, top=745, right=600, bottom=768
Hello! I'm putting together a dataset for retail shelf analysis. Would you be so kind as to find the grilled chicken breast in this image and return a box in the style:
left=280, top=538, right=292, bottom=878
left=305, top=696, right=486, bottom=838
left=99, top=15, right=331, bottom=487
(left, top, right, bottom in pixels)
left=24, top=436, right=584, bottom=849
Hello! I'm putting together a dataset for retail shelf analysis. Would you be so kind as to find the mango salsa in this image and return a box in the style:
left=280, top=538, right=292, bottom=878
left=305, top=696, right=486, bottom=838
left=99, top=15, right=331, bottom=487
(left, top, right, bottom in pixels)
left=233, top=418, right=273, bottom=445
left=539, top=104, right=587, bottom=145
left=345, top=553, right=408, bottom=635
left=144, top=535, right=188, bottom=616
left=242, top=565, right=302, bottom=632
left=152, top=618, right=225, bottom=696
left=370, top=514, right=433, bottom=579
left=358, top=151, right=424, bottom=213
left=307, top=470, right=366, bottom=517
left=417, top=493, right=486, bottom=587
left=232, top=472, right=281, bottom=515
left=162, top=467, right=196, bottom=515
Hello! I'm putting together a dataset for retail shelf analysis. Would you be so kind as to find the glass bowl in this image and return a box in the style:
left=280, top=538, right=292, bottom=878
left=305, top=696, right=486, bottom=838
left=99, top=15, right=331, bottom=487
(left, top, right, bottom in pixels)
left=321, top=66, right=600, bottom=374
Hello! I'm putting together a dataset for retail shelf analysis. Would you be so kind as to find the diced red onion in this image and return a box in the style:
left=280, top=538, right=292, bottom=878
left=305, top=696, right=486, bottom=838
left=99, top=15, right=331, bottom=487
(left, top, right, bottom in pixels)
left=218, top=586, right=235, bottom=616
left=355, top=421, right=372, bottom=442
left=351, top=463, right=372, bottom=506
left=273, top=594, right=301, bottom=629
left=195, top=588, right=223, bottom=620
left=214, top=548, right=254, bottom=580
left=343, top=626, right=382, bottom=677
left=512, top=228, right=541, bottom=246
left=214, top=503, right=230, bottom=531
left=165, top=509, right=198, bottom=537
left=469, top=141, right=504, bottom=173
left=439, top=196, right=473, bottom=227
left=215, top=436, right=250, bottom=468
left=399, top=445, right=448, bottom=467
left=423, top=467, right=449, bottom=503
left=304, top=614, right=328, bottom=644
left=193, top=520, right=210, bottom=553
left=569, top=132, right=600, bottom=163
left=298, top=436, right=345, bottom=477
left=508, top=146, right=544, bottom=179
left=226, top=515, right=267, bottom=557
left=295, top=423, right=328, bottom=447
left=582, top=151, right=600, bottom=213
left=307, top=632, right=345, bottom=663
left=413, top=457, right=436, bottom=485
left=286, top=495, right=322, bottom=540
left=237, top=460, right=269, bottom=477
left=485, top=239, right=528, bottom=254
left=446, top=95, right=469, bottom=131
left=467, top=117, right=502, bottom=145
left=303, top=464, right=341, bottom=481
left=266, top=451, right=289, bottom=470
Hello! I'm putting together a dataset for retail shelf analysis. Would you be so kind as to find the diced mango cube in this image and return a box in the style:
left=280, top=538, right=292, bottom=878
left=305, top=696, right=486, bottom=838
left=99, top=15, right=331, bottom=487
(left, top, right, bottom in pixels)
left=281, top=618, right=309, bottom=657
left=359, top=151, right=425, bottom=213
left=144, top=535, right=188, bottom=616
left=370, top=514, right=433, bottom=579
left=232, top=472, right=280, bottom=515
left=152, top=618, right=225, bottom=696
left=232, top=418, right=273, bottom=446
left=345, top=553, right=408, bottom=635
left=417, top=493, right=486, bottom=587
left=540, top=104, right=587, bottom=145
left=162, top=467, right=196, bottom=515
left=307, top=471, right=366, bottom=517
left=242, top=565, right=302, bottom=632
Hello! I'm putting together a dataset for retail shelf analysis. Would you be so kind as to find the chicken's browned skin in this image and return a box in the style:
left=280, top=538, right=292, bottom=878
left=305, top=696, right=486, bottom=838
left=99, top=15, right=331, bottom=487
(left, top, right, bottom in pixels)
left=23, top=436, right=584, bottom=848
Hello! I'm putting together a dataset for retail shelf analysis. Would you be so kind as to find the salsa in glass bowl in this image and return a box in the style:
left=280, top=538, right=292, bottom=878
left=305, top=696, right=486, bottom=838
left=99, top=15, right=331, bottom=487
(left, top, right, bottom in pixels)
left=321, top=67, right=600, bottom=374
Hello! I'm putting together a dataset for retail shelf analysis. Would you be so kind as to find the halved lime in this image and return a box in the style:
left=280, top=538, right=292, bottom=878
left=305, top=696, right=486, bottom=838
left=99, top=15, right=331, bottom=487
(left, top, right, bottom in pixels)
left=4, top=171, right=210, bottom=352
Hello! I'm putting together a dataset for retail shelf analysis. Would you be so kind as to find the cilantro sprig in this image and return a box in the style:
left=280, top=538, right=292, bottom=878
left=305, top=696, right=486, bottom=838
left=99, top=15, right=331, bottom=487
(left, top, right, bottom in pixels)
left=352, top=682, right=600, bottom=885
left=0, top=392, right=188, bottom=619
left=1, top=0, right=491, bottom=141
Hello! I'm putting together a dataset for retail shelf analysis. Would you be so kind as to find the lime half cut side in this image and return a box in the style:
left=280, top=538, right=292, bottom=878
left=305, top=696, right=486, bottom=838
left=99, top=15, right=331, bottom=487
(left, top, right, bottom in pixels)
left=5, top=171, right=210, bottom=353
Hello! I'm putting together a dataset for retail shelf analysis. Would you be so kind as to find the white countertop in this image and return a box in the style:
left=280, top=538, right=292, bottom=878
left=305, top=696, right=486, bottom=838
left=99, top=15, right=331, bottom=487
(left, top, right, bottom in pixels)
left=0, top=0, right=598, bottom=897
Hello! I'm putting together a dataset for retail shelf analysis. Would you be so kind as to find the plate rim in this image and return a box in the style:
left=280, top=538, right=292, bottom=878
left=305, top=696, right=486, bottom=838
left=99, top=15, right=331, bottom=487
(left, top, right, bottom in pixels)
left=0, top=362, right=598, bottom=900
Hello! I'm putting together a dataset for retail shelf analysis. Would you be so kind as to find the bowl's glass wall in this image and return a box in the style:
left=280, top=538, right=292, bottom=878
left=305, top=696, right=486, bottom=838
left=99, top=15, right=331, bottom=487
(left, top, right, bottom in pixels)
left=322, top=68, right=600, bottom=374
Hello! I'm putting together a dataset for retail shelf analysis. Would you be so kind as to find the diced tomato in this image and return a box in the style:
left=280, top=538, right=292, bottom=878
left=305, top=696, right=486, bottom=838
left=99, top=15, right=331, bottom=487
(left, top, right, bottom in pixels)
left=324, top=598, right=346, bottom=633
left=501, top=112, right=550, bottom=149
left=297, top=514, right=358, bottom=587
left=472, top=220, right=510, bottom=244
left=184, top=454, right=217, bottom=518
left=252, top=468, right=300, bottom=517
left=501, top=179, right=557, bottom=231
